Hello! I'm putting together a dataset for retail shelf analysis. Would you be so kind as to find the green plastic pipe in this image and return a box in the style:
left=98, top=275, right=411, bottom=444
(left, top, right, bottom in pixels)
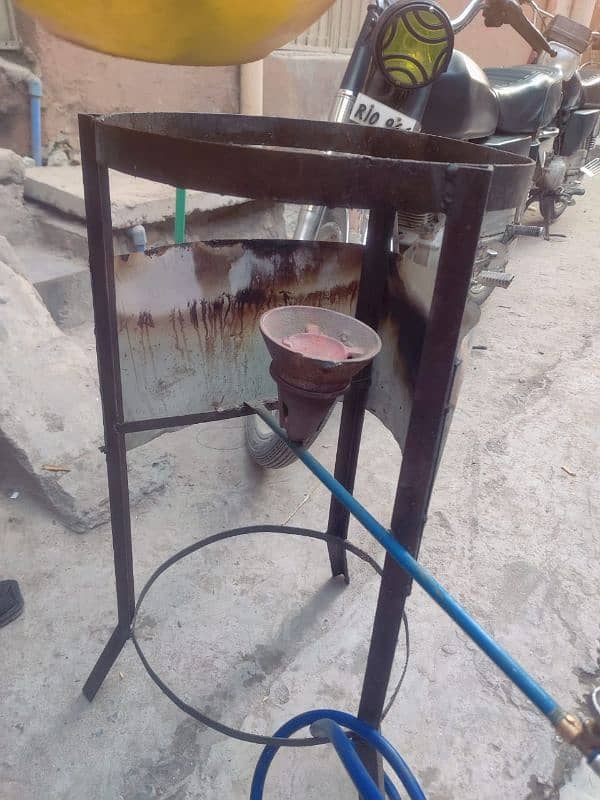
left=175, top=187, right=186, bottom=244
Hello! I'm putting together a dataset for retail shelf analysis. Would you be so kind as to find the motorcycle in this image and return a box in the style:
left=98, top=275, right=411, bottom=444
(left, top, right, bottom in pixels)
left=292, top=0, right=552, bottom=302
left=509, top=1, right=600, bottom=232
left=299, top=0, right=600, bottom=285
left=246, top=0, right=600, bottom=468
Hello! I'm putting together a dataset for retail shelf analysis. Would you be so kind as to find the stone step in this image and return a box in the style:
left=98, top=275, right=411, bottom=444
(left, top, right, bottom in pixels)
left=31, top=205, right=90, bottom=260
left=12, top=244, right=91, bottom=328
left=20, top=167, right=288, bottom=329
left=0, top=236, right=171, bottom=532
left=24, top=165, right=249, bottom=229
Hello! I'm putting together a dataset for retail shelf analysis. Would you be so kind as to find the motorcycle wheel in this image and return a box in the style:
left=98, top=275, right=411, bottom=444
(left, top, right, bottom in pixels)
left=245, top=207, right=348, bottom=469
left=245, top=406, right=335, bottom=468
left=540, top=194, right=568, bottom=223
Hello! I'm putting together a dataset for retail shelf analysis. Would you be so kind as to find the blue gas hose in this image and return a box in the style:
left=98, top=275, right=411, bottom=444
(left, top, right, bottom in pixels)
left=250, top=404, right=563, bottom=724
left=310, top=718, right=386, bottom=799
left=249, top=709, right=426, bottom=800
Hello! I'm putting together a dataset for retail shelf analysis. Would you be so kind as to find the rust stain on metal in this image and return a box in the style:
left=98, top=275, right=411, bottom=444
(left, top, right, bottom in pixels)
left=117, top=241, right=362, bottom=350
left=115, top=240, right=363, bottom=422
left=188, top=299, right=200, bottom=331
left=169, top=309, right=182, bottom=355
left=113, top=238, right=476, bottom=447
left=176, top=280, right=360, bottom=345
left=380, top=271, right=426, bottom=390
left=136, top=310, right=155, bottom=331
left=367, top=249, right=479, bottom=450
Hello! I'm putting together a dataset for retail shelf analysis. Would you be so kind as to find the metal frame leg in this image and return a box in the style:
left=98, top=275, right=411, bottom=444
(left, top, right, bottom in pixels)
left=356, top=166, right=493, bottom=787
left=83, top=624, right=130, bottom=701
left=79, top=115, right=136, bottom=700
left=326, top=206, right=396, bottom=580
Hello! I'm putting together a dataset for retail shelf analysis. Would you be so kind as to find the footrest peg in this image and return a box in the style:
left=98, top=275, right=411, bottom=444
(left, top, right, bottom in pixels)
left=478, top=270, right=514, bottom=289
left=581, top=158, right=600, bottom=178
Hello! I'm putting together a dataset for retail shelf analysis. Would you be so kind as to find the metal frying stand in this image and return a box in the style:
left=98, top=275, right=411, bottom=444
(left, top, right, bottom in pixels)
left=78, top=111, right=534, bottom=789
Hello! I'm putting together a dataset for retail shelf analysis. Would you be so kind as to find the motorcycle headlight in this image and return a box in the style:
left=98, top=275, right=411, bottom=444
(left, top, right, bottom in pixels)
left=374, top=1, right=454, bottom=89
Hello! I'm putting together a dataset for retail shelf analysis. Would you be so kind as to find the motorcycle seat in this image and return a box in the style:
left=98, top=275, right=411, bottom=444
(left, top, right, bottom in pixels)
left=484, top=66, right=563, bottom=134
left=579, top=67, right=600, bottom=109
left=562, top=72, right=583, bottom=112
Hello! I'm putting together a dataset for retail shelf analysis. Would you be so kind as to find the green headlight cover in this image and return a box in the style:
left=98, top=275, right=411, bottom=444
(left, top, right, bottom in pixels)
left=376, top=3, right=454, bottom=88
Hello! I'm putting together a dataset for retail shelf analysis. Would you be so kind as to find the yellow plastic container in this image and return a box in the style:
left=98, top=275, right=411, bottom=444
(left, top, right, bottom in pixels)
left=16, top=0, right=336, bottom=65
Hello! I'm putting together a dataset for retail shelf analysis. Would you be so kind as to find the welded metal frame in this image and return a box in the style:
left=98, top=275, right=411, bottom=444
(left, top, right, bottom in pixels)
left=79, top=111, right=527, bottom=789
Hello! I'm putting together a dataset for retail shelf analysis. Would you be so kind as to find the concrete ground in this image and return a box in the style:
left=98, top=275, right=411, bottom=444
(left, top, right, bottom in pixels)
left=1, top=185, right=600, bottom=800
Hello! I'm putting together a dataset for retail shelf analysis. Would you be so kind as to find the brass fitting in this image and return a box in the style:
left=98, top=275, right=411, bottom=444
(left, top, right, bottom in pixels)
left=555, top=713, right=584, bottom=743
left=555, top=712, right=600, bottom=758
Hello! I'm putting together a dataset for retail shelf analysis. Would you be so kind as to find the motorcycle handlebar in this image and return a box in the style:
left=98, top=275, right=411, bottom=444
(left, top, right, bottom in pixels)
left=451, top=0, right=486, bottom=33
left=450, top=0, right=555, bottom=55
left=497, top=0, right=556, bottom=54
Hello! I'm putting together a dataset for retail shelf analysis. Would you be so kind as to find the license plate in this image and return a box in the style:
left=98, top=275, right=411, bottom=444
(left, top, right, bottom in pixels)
left=349, top=92, right=418, bottom=132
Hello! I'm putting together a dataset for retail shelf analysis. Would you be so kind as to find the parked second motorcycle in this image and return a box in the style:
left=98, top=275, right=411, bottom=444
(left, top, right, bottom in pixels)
left=510, top=1, right=600, bottom=231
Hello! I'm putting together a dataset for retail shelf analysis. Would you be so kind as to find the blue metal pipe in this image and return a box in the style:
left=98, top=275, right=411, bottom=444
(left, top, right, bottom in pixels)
left=28, top=77, right=43, bottom=167
left=251, top=405, right=563, bottom=723
left=250, top=709, right=426, bottom=800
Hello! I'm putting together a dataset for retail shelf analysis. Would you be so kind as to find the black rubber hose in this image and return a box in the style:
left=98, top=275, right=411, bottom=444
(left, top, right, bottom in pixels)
left=131, top=525, right=409, bottom=748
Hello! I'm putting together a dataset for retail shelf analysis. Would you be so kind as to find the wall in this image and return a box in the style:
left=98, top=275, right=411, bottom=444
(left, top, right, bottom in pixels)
left=447, top=0, right=539, bottom=66
left=264, top=51, right=346, bottom=120
left=547, top=0, right=596, bottom=24
left=11, top=11, right=238, bottom=157
left=0, top=54, right=31, bottom=156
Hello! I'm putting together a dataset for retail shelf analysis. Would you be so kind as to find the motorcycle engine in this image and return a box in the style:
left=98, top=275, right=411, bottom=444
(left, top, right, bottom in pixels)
left=396, top=207, right=517, bottom=304
left=396, top=208, right=515, bottom=263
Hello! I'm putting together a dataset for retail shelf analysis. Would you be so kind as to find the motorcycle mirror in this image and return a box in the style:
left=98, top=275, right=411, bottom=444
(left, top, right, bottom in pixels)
left=373, top=0, right=454, bottom=89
